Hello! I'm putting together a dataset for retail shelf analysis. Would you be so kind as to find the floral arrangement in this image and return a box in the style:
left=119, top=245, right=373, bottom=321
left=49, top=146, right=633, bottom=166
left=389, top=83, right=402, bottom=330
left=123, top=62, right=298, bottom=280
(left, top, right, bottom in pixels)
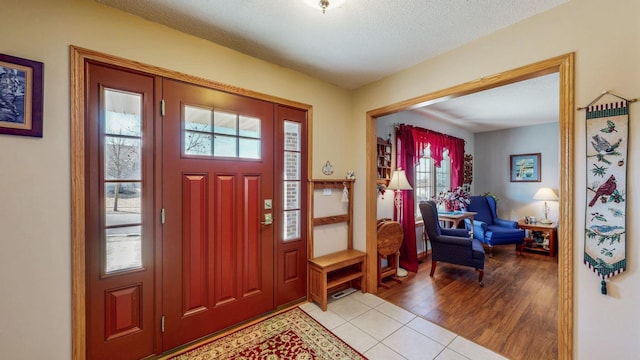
left=434, top=186, right=471, bottom=211
left=482, top=191, right=500, bottom=203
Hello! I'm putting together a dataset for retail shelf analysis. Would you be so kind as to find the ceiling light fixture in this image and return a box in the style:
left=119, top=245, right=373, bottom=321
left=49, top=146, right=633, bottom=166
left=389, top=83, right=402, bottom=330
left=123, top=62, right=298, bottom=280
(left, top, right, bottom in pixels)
left=304, top=0, right=346, bottom=14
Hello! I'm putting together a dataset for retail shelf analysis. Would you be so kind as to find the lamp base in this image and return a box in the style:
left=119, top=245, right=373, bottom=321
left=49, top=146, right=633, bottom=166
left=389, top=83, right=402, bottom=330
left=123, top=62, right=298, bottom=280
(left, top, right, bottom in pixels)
left=397, top=267, right=408, bottom=277
left=539, top=218, right=553, bottom=224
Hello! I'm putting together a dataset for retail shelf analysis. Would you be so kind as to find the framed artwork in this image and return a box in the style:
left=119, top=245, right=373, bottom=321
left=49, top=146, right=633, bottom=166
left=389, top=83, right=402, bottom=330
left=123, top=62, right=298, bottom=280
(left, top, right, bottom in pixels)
left=510, top=153, right=541, bottom=182
left=0, top=53, right=44, bottom=137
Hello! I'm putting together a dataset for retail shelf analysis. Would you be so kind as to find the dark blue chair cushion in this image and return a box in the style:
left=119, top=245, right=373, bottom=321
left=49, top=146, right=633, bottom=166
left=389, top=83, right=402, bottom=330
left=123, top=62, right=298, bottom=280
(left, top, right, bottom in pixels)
left=465, top=195, right=525, bottom=248
left=485, top=225, right=525, bottom=246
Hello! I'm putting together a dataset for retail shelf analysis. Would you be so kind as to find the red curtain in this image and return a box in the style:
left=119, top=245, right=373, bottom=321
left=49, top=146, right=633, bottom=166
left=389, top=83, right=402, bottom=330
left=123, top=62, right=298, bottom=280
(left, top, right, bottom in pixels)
left=409, top=126, right=465, bottom=187
left=395, top=124, right=466, bottom=273
left=395, top=126, right=418, bottom=272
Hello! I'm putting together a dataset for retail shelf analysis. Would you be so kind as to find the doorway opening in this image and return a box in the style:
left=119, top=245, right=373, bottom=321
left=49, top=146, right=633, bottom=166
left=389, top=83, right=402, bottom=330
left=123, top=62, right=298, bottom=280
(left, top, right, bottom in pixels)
left=365, top=53, right=574, bottom=359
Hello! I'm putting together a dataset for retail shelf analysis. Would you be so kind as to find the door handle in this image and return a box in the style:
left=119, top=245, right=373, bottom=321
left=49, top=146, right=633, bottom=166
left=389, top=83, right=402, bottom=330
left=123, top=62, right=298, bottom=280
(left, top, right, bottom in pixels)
left=261, top=213, right=273, bottom=225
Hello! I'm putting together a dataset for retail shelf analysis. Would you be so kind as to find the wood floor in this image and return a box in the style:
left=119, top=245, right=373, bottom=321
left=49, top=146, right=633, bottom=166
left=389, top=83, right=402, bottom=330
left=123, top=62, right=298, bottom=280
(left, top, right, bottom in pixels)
left=376, top=246, right=558, bottom=360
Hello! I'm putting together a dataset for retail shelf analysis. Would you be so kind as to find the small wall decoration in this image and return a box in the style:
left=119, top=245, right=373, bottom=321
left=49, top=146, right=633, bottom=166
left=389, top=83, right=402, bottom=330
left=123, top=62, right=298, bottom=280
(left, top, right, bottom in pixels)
left=0, top=54, right=44, bottom=137
left=322, top=161, right=334, bottom=175
left=463, top=153, right=473, bottom=185
left=510, top=153, right=541, bottom=182
left=580, top=91, right=636, bottom=295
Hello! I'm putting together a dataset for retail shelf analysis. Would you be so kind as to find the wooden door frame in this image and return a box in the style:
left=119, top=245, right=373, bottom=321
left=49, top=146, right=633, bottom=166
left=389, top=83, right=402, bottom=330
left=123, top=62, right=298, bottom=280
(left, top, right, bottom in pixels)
left=70, top=46, right=313, bottom=359
left=364, top=53, right=574, bottom=360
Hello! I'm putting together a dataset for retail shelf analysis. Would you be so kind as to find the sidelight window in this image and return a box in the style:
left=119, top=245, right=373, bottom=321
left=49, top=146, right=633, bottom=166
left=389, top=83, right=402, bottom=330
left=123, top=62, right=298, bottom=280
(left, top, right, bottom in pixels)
left=103, top=88, right=143, bottom=274
left=283, top=121, right=301, bottom=241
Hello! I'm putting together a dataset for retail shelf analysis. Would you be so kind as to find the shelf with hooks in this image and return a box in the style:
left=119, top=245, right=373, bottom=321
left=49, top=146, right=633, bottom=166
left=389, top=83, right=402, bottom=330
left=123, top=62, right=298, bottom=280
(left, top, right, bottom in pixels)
left=307, top=179, right=366, bottom=311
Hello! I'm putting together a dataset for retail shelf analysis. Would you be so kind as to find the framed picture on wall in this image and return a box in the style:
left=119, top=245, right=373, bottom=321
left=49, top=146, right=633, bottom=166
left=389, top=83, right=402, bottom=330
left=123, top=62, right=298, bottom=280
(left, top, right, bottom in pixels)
left=0, top=53, right=44, bottom=137
left=510, top=153, right=541, bottom=182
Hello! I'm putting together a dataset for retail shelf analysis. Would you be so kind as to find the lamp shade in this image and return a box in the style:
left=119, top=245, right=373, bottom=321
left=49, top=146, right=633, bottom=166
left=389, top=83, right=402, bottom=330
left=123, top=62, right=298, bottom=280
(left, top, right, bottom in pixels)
left=533, top=187, right=558, bottom=201
left=387, top=169, right=413, bottom=191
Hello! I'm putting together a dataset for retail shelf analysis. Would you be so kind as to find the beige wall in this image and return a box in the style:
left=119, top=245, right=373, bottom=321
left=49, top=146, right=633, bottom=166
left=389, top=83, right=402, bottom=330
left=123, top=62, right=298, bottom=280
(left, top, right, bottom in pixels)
left=352, top=0, right=640, bottom=358
left=1, top=0, right=638, bottom=359
left=0, top=0, right=352, bottom=359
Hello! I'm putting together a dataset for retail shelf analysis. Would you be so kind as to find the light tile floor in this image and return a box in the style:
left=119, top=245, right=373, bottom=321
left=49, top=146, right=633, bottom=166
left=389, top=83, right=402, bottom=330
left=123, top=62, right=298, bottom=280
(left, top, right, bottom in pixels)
left=299, top=291, right=508, bottom=360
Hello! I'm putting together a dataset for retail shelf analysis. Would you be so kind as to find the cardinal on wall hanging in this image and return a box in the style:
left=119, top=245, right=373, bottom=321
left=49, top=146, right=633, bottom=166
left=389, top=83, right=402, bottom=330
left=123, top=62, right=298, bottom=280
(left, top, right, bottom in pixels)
left=582, top=92, right=635, bottom=294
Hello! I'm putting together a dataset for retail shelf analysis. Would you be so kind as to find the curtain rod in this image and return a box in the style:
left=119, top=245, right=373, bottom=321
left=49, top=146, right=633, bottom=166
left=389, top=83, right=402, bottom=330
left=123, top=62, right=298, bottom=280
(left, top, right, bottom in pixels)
left=577, top=90, right=638, bottom=110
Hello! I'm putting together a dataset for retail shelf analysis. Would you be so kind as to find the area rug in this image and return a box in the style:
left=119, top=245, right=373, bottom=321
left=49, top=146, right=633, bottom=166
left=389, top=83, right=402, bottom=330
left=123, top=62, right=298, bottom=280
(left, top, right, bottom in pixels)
left=169, top=307, right=367, bottom=359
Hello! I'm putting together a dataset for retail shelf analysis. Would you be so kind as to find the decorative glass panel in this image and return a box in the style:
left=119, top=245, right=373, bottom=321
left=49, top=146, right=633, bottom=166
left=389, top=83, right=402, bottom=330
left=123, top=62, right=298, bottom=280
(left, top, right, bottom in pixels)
left=282, top=120, right=301, bottom=242
left=184, top=106, right=213, bottom=132
left=214, top=135, right=237, bottom=157
left=283, top=210, right=300, bottom=241
left=104, top=136, right=141, bottom=181
left=104, top=90, right=141, bottom=137
left=284, top=152, right=300, bottom=180
left=239, top=138, right=260, bottom=159
left=103, top=88, right=144, bottom=275
left=104, top=182, right=141, bottom=226
left=183, top=107, right=262, bottom=160
left=284, top=181, right=300, bottom=210
left=239, top=115, right=260, bottom=138
left=105, top=226, right=142, bottom=273
left=184, top=131, right=213, bottom=156
left=284, top=121, right=300, bottom=151
left=214, top=111, right=237, bottom=136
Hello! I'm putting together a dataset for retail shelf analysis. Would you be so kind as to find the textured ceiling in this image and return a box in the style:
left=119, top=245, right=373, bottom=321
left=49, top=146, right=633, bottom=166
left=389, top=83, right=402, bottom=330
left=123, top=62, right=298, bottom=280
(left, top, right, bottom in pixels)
left=410, top=72, right=560, bottom=133
left=96, top=0, right=568, bottom=90
left=96, top=0, right=566, bottom=133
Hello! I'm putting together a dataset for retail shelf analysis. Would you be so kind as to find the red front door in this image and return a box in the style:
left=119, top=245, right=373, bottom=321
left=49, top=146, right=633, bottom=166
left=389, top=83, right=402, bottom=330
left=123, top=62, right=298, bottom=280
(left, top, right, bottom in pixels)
left=161, top=79, right=275, bottom=350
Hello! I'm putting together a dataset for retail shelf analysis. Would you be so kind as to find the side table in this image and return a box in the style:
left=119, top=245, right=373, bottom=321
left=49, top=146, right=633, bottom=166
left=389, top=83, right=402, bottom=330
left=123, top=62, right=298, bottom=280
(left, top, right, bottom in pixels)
left=517, top=220, right=557, bottom=256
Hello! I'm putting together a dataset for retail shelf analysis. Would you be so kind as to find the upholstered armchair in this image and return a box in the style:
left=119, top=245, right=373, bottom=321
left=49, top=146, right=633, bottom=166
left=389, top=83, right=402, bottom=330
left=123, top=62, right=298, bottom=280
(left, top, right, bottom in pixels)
left=464, top=195, right=525, bottom=257
left=419, top=201, right=485, bottom=287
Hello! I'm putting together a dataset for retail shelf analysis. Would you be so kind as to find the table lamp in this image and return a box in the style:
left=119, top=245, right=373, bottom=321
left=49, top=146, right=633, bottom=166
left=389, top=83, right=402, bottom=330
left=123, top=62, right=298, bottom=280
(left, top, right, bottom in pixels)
left=533, top=187, right=558, bottom=224
left=386, top=168, right=412, bottom=277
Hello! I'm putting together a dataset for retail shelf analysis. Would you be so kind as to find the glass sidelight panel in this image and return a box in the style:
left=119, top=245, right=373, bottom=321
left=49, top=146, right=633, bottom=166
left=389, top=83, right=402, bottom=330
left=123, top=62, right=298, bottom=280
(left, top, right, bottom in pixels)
left=104, top=182, right=141, bottom=225
left=103, top=88, right=143, bottom=274
left=105, top=226, right=142, bottom=273
left=282, top=121, right=301, bottom=242
left=104, top=137, right=141, bottom=180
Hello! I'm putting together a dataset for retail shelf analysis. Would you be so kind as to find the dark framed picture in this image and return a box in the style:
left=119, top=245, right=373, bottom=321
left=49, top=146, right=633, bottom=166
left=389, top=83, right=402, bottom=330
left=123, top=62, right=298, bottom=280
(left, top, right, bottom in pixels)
left=510, top=153, right=541, bottom=182
left=0, top=54, right=44, bottom=137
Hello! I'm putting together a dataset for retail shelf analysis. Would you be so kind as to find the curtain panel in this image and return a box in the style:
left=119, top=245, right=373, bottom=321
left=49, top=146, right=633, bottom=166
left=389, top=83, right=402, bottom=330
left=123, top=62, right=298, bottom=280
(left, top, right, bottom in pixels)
left=409, top=126, right=465, bottom=187
left=395, top=124, right=466, bottom=273
left=395, top=125, right=418, bottom=272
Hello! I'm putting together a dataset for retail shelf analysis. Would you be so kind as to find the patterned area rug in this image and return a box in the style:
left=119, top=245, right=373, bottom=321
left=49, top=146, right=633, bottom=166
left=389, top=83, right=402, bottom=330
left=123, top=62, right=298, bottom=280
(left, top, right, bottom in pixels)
left=169, top=307, right=366, bottom=359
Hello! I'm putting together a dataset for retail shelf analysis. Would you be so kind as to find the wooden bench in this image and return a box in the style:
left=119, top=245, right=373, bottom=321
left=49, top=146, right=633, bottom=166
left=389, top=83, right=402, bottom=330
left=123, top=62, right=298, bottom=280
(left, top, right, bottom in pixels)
left=307, top=179, right=366, bottom=311
left=308, top=249, right=366, bottom=311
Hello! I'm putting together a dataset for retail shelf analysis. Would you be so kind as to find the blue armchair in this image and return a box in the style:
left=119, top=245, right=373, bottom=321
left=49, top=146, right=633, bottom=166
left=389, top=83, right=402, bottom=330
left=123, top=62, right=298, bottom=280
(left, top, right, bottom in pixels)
left=419, top=201, right=485, bottom=287
left=465, top=195, right=525, bottom=257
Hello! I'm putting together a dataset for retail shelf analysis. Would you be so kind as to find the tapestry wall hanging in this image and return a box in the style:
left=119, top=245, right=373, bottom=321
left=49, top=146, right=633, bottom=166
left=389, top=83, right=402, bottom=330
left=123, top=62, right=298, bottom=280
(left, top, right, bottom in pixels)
left=583, top=92, right=635, bottom=294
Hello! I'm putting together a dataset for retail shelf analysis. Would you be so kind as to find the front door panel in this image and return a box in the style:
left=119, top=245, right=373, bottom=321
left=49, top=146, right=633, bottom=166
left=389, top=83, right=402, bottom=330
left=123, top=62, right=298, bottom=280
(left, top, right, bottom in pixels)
left=161, top=79, right=275, bottom=350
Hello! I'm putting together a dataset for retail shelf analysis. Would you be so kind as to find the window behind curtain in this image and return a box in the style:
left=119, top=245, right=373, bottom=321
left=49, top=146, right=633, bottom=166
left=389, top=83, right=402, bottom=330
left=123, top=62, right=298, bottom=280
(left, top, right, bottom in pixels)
left=415, top=147, right=451, bottom=217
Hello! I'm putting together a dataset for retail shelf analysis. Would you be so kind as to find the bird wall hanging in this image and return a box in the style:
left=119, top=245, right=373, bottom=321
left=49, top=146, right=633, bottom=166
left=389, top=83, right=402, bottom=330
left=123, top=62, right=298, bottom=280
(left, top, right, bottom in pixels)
left=581, top=91, right=636, bottom=295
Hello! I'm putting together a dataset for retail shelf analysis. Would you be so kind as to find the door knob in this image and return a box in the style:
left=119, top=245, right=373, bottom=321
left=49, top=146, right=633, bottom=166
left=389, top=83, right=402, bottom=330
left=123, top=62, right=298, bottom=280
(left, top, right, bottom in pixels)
left=261, top=213, right=273, bottom=225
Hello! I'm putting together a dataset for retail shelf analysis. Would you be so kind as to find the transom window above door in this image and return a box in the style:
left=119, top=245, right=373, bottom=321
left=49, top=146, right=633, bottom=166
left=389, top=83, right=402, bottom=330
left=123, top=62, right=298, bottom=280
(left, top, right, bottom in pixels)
left=183, top=105, right=262, bottom=159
